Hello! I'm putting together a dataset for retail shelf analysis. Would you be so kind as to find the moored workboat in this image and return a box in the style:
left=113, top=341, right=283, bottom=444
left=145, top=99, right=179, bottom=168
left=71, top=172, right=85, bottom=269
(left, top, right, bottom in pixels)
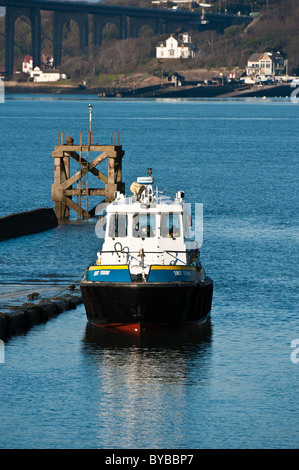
left=80, top=171, right=213, bottom=333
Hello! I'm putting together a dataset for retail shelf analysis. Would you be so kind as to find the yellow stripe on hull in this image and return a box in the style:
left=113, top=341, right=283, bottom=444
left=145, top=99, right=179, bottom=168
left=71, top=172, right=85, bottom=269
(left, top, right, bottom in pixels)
left=89, top=265, right=129, bottom=271
left=90, top=265, right=194, bottom=271
left=150, top=265, right=196, bottom=271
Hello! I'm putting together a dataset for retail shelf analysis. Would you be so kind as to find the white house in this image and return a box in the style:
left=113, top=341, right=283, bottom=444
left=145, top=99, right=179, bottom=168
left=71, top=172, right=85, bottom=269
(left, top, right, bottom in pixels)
left=21, top=56, right=66, bottom=82
left=156, top=33, right=196, bottom=59
left=22, top=55, right=33, bottom=73
left=246, top=52, right=285, bottom=79
left=29, top=67, right=67, bottom=83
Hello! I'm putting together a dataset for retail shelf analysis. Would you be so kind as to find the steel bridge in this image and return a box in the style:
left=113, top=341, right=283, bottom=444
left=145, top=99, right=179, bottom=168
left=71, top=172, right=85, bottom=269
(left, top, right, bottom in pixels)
left=0, top=0, right=252, bottom=76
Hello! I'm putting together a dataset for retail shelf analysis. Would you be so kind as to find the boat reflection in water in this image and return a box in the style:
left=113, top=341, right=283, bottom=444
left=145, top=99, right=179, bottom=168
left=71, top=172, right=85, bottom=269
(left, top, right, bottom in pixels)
left=82, top=320, right=213, bottom=385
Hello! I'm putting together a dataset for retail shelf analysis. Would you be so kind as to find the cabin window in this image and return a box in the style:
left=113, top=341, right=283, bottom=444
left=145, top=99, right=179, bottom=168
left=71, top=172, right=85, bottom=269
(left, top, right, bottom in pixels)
left=108, top=213, right=127, bottom=238
left=161, top=213, right=181, bottom=238
left=133, top=213, right=156, bottom=238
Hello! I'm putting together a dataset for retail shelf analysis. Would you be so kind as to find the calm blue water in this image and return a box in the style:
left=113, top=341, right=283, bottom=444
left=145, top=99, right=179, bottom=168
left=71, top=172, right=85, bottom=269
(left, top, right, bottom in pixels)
left=0, top=96, right=298, bottom=449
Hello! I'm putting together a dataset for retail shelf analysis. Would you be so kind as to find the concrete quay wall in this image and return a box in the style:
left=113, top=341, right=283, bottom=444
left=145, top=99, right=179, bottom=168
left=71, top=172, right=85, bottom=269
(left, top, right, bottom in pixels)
left=0, top=208, right=58, bottom=241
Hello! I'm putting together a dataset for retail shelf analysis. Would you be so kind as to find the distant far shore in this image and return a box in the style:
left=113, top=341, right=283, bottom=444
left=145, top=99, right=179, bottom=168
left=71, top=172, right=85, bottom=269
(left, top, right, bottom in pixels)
left=2, top=80, right=294, bottom=99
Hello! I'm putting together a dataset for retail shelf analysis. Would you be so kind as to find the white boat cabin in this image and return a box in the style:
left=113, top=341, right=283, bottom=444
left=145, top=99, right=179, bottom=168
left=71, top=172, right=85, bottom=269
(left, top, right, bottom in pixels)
left=97, top=176, right=198, bottom=278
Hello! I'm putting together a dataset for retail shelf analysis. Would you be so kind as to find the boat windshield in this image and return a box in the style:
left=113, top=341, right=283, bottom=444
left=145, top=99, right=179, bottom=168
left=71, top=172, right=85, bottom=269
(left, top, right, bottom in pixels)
left=107, top=211, right=181, bottom=239
left=133, top=213, right=155, bottom=238
left=108, top=213, right=128, bottom=238
left=161, top=212, right=181, bottom=238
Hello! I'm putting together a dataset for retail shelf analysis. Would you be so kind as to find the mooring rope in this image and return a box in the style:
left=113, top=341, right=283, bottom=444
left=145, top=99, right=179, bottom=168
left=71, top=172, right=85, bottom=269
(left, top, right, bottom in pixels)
left=44, top=268, right=87, bottom=301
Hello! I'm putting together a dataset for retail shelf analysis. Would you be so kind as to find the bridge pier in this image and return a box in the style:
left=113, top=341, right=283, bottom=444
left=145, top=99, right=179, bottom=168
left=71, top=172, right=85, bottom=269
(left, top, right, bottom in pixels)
left=5, top=6, right=41, bottom=76
left=128, top=16, right=165, bottom=39
left=53, top=11, right=89, bottom=67
left=92, top=15, right=165, bottom=48
left=92, top=14, right=126, bottom=49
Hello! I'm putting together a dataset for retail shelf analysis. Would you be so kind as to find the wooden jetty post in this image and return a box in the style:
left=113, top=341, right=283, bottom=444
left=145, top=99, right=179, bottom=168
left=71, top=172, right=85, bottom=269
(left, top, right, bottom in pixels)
left=51, top=131, right=125, bottom=219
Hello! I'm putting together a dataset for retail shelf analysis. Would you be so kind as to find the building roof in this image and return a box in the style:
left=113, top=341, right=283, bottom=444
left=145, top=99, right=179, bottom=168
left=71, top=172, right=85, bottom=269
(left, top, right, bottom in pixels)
left=23, top=55, right=33, bottom=62
left=158, top=34, right=194, bottom=48
left=248, top=53, right=263, bottom=62
left=248, top=52, right=284, bottom=63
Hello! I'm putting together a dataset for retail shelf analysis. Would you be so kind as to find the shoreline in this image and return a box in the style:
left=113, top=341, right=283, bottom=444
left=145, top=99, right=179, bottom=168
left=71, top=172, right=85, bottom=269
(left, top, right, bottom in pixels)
left=3, top=81, right=293, bottom=98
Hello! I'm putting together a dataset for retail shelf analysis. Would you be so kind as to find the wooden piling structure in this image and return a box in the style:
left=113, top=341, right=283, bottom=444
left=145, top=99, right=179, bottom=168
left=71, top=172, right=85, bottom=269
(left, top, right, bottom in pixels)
left=51, top=131, right=125, bottom=219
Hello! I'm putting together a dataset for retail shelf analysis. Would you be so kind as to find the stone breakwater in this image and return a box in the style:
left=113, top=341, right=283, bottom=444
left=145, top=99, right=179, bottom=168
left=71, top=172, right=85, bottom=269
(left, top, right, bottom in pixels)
left=0, top=294, right=83, bottom=339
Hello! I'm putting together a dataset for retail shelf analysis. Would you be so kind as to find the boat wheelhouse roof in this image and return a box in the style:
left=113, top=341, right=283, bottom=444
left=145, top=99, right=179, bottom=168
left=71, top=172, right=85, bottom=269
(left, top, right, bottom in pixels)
left=106, top=192, right=185, bottom=215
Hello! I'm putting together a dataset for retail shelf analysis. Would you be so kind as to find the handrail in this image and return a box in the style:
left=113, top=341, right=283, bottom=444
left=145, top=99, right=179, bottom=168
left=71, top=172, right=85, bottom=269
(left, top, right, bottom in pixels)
left=97, top=250, right=189, bottom=254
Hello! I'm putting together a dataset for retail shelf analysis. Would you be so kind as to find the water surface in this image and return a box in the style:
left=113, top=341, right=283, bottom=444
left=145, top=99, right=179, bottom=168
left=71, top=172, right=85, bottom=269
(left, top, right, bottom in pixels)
left=0, top=96, right=298, bottom=449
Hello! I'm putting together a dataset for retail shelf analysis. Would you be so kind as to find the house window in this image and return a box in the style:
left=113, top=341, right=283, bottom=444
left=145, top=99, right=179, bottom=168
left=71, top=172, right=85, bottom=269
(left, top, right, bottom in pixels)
left=160, top=50, right=163, bottom=57
left=169, top=49, right=174, bottom=56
